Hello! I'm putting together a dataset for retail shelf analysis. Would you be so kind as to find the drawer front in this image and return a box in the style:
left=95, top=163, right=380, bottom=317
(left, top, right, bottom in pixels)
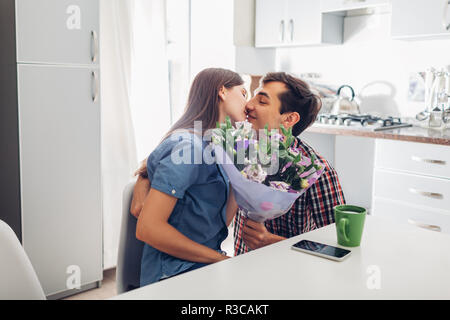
left=372, top=197, right=450, bottom=235
left=375, top=139, right=450, bottom=179
left=373, top=168, right=450, bottom=211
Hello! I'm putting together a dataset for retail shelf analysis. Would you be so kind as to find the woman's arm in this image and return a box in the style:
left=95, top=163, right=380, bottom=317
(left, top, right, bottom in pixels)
left=136, top=188, right=230, bottom=263
left=225, top=186, right=238, bottom=227
left=130, top=175, right=151, bottom=218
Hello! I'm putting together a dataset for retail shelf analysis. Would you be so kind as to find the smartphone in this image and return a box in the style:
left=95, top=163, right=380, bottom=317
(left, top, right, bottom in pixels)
left=291, top=239, right=351, bottom=262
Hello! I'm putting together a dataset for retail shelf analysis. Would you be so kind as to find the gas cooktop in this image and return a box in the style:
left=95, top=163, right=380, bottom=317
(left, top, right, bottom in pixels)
left=316, top=114, right=413, bottom=131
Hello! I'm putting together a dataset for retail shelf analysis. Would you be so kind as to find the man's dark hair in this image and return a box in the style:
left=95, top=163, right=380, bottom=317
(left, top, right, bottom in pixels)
left=262, top=72, right=322, bottom=136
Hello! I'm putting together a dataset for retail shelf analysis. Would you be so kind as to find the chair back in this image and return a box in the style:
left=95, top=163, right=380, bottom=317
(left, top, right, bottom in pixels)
left=0, top=219, right=46, bottom=300
left=116, top=182, right=145, bottom=294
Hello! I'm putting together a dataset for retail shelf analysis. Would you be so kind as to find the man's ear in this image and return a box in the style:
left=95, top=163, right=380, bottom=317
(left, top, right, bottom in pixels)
left=218, top=86, right=227, bottom=102
left=281, top=112, right=300, bottom=131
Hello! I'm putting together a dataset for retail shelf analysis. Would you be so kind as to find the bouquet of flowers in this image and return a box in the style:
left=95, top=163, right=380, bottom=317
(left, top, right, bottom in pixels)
left=212, top=117, right=325, bottom=222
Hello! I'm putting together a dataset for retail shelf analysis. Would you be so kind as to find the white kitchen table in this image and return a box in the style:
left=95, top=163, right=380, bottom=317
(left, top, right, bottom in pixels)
left=112, top=216, right=450, bottom=300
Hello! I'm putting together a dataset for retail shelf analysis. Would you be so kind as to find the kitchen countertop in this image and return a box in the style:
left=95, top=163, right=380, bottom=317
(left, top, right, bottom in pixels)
left=306, top=123, right=450, bottom=146
left=112, top=216, right=450, bottom=300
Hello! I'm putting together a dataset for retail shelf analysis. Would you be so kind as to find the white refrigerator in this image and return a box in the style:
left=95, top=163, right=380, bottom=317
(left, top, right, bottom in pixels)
left=0, top=0, right=103, bottom=299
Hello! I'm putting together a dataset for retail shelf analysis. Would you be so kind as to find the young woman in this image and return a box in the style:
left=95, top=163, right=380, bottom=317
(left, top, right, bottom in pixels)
left=135, top=68, right=248, bottom=286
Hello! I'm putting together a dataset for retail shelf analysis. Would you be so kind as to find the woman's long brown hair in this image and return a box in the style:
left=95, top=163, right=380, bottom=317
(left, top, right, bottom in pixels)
left=136, top=68, right=244, bottom=177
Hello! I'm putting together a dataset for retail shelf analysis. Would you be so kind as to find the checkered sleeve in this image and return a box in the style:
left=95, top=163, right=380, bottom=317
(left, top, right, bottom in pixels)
left=233, top=209, right=250, bottom=256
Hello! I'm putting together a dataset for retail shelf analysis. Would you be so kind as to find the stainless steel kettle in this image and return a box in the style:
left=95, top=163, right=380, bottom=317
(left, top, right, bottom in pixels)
left=331, top=85, right=360, bottom=115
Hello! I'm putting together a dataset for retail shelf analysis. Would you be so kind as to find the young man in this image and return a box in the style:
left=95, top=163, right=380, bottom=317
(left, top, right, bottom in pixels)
left=233, top=72, right=345, bottom=255
left=131, top=72, right=345, bottom=256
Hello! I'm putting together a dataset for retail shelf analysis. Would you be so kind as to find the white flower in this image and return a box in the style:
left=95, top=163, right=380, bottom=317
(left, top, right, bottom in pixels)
left=269, top=181, right=291, bottom=192
left=211, top=129, right=224, bottom=143
left=242, top=164, right=267, bottom=183
left=235, top=120, right=253, bottom=136
left=271, top=132, right=283, bottom=142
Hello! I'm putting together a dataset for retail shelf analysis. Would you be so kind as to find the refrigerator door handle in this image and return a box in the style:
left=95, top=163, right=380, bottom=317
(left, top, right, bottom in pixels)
left=91, top=71, right=99, bottom=103
left=91, top=30, right=99, bottom=63
left=443, top=0, right=450, bottom=31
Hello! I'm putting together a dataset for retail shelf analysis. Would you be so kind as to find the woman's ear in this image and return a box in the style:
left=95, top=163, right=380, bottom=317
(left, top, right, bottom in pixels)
left=281, top=112, right=300, bottom=131
left=218, top=86, right=227, bottom=102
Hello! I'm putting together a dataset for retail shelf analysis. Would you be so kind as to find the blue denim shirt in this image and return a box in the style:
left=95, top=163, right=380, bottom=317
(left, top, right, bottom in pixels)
left=140, top=131, right=229, bottom=286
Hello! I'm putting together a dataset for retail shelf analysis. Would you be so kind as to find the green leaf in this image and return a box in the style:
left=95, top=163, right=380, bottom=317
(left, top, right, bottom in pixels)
left=279, top=150, right=288, bottom=158
left=226, top=116, right=232, bottom=129
left=287, top=136, right=294, bottom=147
left=280, top=124, right=289, bottom=137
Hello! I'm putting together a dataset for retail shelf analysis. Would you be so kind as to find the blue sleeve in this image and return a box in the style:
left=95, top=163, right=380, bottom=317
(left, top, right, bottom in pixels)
left=148, top=134, right=202, bottom=199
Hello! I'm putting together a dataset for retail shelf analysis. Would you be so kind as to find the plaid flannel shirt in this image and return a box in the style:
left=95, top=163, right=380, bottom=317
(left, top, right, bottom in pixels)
left=233, top=137, right=346, bottom=256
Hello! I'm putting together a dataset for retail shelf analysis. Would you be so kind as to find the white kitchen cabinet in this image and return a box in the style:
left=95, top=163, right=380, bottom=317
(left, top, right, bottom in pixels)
left=255, top=0, right=343, bottom=48
left=255, top=0, right=287, bottom=47
left=321, top=0, right=390, bottom=13
left=372, top=197, right=450, bottom=234
left=334, top=136, right=375, bottom=211
left=373, top=168, right=450, bottom=212
left=300, top=132, right=375, bottom=210
left=374, top=139, right=450, bottom=179
left=391, top=0, right=450, bottom=39
left=372, top=139, right=450, bottom=235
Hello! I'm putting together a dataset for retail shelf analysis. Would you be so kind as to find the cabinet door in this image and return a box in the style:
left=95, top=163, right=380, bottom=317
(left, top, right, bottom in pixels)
left=18, top=64, right=102, bottom=296
left=391, top=0, right=450, bottom=39
left=288, top=0, right=322, bottom=45
left=255, top=0, right=288, bottom=47
left=16, top=0, right=99, bottom=65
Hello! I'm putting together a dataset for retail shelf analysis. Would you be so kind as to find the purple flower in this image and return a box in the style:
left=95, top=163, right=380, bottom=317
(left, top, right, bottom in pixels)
left=299, top=168, right=314, bottom=178
left=235, top=139, right=249, bottom=152
left=298, top=157, right=311, bottom=167
left=307, top=177, right=316, bottom=186
left=269, top=181, right=291, bottom=192
left=281, top=161, right=292, bottom=173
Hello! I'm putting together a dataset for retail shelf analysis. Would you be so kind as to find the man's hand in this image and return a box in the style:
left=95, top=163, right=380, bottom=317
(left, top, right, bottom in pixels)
left=242, top=219, right=285, bottom=250
left=130, top=176, right=151, bottom=218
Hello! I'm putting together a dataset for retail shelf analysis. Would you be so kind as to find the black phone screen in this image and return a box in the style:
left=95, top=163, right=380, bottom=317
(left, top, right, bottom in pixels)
left=292, top=240, right=351, bottom=258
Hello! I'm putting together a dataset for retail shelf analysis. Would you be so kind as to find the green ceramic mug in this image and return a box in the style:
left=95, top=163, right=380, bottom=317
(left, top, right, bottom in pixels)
left=334, top=205, right=366, bottom=247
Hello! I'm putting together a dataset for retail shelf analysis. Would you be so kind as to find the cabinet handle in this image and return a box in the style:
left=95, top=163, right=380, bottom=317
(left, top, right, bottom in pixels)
left=289, top=19, right=294, bottom=42
left=91, top=71, right=99, bottom=103
left=408, top=188, right=444, bottom=200
left=91, top=30, right=99, bottom=63
left=443, top=0, right=450, bottom=31
left=411, top=156, right=446, bottom=165
left=408, top=219, right=441, bottom=232
left=280, top=20, right=285, bottom=42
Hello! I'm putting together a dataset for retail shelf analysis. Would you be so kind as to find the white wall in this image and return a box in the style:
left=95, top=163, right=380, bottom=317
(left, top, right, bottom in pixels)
left=167, top=0, right=191, bottom=122
left=190, top=0, right=235, bottom=78
left=277, top=12, right=450, bottom=118
left=131, top=0, right=171, bottom=160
